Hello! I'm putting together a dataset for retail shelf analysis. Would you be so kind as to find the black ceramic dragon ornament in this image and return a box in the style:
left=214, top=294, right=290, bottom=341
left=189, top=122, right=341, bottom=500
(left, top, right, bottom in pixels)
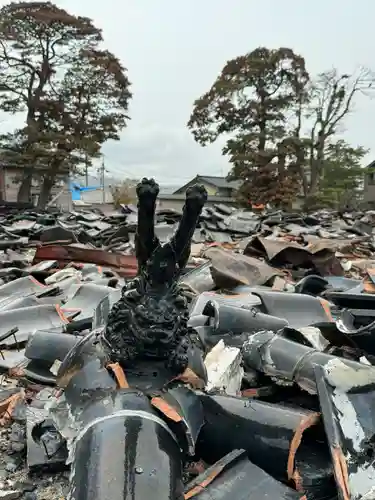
left=102, top=177, right=207, bottom=375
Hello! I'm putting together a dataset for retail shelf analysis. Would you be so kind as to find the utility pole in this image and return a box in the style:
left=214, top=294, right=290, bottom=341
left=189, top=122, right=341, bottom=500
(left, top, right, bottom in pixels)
left=101, top=155, right=105, bottom=204
left=85, top=153, right=89, bottom=187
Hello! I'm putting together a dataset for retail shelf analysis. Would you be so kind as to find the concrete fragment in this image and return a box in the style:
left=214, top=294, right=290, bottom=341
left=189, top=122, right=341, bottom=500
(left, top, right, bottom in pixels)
left=204, top=340, right=243, bottom=395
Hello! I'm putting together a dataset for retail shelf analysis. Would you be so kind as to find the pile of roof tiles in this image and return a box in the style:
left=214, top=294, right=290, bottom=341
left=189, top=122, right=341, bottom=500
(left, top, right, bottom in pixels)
left=0, top=203, right=374, bottom=498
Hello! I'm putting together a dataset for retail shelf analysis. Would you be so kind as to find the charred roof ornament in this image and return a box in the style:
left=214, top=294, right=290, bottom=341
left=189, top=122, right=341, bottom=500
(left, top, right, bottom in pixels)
left=102, top=178, right=207, bottom=375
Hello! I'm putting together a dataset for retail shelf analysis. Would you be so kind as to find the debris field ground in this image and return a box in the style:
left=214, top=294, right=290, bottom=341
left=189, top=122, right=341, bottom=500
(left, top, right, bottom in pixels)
left=0, top=201, right=374, bottom=498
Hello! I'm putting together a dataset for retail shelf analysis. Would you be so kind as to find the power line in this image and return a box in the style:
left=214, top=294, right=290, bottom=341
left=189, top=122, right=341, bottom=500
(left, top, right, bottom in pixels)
left=96, top=153, right=231, bottom=184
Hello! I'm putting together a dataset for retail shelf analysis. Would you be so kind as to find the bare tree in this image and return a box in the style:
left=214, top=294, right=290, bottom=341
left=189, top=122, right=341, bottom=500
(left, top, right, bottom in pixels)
left=303, top=68, right=374, bottom=198
left=111, top=179, right=138, bottom=207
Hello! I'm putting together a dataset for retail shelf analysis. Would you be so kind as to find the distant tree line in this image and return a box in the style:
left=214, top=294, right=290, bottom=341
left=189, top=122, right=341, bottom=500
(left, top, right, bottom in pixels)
left=188, top=47, right=372, bottom=210
left=0, top=1, right=132, bottom=207
left=0, top=4, right=369, bottom=211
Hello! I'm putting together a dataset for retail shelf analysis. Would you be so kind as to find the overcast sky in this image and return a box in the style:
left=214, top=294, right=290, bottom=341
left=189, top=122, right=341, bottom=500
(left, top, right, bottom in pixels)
left=1, top=0, right=375, bottom=184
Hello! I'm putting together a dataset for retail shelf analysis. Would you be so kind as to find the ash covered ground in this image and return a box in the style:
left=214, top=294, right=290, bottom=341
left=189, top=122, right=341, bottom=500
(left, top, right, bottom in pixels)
left=0, top=424, right=68, bottom=499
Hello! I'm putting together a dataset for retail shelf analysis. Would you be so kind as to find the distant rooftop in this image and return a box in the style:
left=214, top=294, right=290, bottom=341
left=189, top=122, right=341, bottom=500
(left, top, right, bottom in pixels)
left=159, top=184, right=180, bottom=195
left=196, top=175, right=241, bottom=189
left=173, top=175, right=240, bottom=194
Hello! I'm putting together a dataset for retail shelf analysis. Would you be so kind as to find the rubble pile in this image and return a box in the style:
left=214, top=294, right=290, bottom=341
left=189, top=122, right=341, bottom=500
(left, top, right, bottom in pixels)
left=0, top=200, right=375, bottom=498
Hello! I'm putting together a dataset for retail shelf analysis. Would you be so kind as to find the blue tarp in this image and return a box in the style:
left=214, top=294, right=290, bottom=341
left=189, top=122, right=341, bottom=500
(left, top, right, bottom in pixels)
left=69, top=181, right=100, bottom=201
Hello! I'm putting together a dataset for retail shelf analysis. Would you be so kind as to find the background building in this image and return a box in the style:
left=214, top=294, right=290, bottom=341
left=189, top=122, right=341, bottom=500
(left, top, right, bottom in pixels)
left=158, top=175, right=240, bottom=210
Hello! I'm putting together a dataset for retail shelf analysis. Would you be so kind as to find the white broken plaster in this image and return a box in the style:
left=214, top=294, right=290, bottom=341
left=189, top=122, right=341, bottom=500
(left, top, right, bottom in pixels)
left=360, top=356, right=372, bottom=366
left=324, top=358, right=375, bottom=498
left=50, top=359, right=62, bottom=376
left=284, top=283, right=296, bottom=293
left=348, top=464, right=375, bottom=499
left=341, top=260, right=352, bottom=271
left=298, top=327, right=329, bottom=351
left=46, top=392, right=81, bottom=466
left=331, top=391, right=365, bottom=453
left=204, top=340, right=243, bottom=395
left=324, top=358, right=375, bottom=392
left=361, top=486, right=375, bottom=500
left=243, top=332, right=280, bottom=378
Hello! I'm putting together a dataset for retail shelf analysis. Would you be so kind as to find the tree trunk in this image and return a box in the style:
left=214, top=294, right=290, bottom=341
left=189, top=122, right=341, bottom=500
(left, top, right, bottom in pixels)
left=308, top=132, right=326, bottom=197
left=17, top=172, right=32, bottom=203
left=308, top=168, right=320, bottom=196
left=37, top=176, right=55, bottom=209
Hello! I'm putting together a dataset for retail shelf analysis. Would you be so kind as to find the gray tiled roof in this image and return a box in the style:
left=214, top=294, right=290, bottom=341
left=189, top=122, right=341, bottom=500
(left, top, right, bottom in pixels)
left=196, top=175, right=241, bottom=189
